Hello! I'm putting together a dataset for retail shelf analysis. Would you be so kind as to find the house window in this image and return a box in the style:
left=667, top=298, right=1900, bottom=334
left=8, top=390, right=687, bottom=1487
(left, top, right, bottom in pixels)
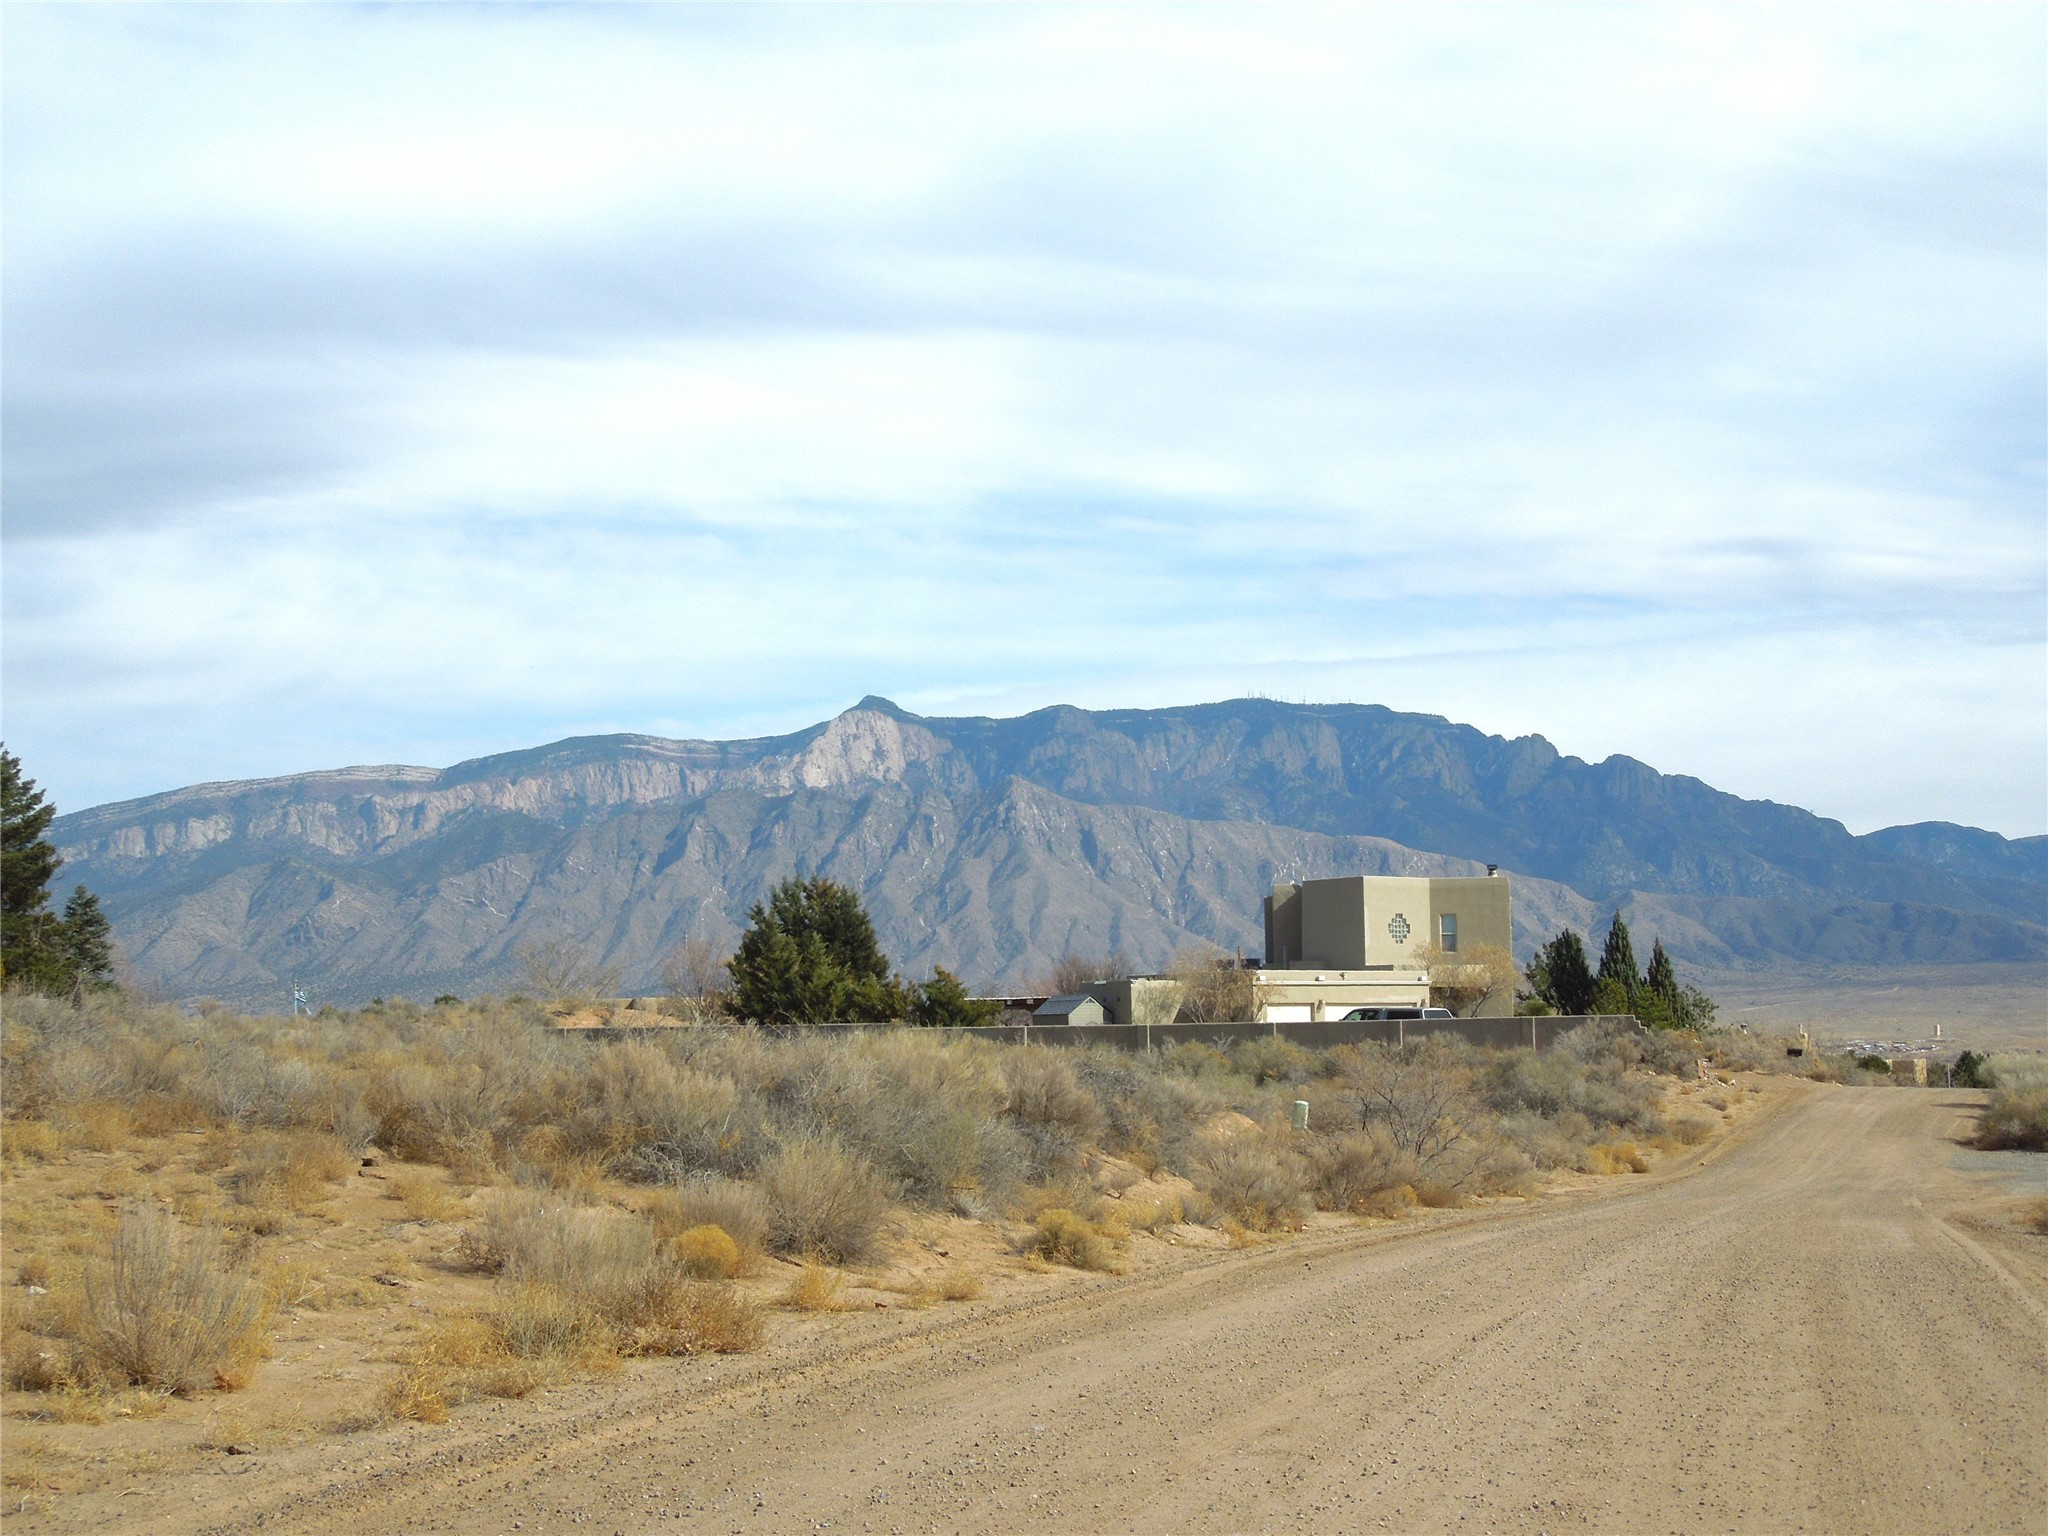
left=1439, top=913, right=1458, bottom=952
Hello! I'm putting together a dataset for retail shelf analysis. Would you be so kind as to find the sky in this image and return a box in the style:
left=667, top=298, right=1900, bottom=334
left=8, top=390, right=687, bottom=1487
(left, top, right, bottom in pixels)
left=4, top=4, right=2043, bottom=837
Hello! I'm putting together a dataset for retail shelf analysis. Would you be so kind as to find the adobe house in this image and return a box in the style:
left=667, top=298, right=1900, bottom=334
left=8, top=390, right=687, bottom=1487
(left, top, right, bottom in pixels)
left=1259, top=873, right=1514, bottom=1019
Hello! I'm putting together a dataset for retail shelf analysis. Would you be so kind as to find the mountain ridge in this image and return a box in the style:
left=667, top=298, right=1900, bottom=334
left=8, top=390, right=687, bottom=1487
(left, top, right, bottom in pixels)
left=51, top=698, right=2047, bottom=1006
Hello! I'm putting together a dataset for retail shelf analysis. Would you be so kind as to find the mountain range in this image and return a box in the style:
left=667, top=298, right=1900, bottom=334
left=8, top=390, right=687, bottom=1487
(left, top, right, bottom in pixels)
left=50, top=697, right=2048, bottom=1008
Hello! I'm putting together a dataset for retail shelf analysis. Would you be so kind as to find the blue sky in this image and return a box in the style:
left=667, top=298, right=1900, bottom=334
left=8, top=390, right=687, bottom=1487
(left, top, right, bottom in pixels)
left=4, top=5, right=2043, bottom=835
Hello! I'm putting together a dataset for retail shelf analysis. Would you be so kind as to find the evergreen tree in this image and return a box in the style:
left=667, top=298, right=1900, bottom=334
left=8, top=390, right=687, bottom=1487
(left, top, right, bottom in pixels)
left=58, top=885, right=116, bottom=1000
left=907, top=966, right=1001, bottom=1028
left=1644, top=937, right=1679, bottom=1008
left=1596, top=912, right=1641, bottom=1001
left=1531, top=929, right=1596, bottom=1015
left=729, top=876, right=907, bottom=1024
left=2, top=747, right=66, bottom=990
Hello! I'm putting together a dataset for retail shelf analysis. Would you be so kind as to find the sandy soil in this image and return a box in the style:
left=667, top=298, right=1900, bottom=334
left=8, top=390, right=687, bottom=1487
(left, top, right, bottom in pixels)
left=16, top=1079, right=2043, bottom=1536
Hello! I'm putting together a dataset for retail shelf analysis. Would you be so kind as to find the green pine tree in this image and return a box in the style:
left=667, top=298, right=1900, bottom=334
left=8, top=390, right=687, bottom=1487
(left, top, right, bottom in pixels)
left=1644, top=938, right=1679, bottom=1007
left=58, top=885, right=116, bottom=1000
left=2, top=747, right=67, bottom=991
left=907, top=966, right=1001, bottom=1028
left=1531, top=930, right=1596, bottom=1015
left=729, top=876, right=907, bottom=1024
left=1596, top=912, right=1641, bottom=1002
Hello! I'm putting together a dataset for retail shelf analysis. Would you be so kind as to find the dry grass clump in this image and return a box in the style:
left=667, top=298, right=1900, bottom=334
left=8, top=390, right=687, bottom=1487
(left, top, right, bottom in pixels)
left=56, top=1205, right=271, bottom=1394
left=1975, top=1086, right=2048, bottom=1152
left=385, top=1201, right=762, bottom=1421
left=1667, top=1115, right=1716, bottom=1146
left=1589, top=1140, right=1650, bottom=1175
left=1026, top=1208, right=1122, bottom=1272
left=760, top=1138, right=891, bottom=1263
left=644, top=1176, right=770, bottom=1260
left=1115, top=1195, right=1188, bottom=1234
left=388, top=1168, right=466, bottom=1223
left=778, top=1259, right=851, bottom=1311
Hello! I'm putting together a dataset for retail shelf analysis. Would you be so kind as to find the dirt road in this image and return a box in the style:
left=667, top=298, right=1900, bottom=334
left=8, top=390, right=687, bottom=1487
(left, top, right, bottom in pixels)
left=95, top=1084, right=2048, bottom=1535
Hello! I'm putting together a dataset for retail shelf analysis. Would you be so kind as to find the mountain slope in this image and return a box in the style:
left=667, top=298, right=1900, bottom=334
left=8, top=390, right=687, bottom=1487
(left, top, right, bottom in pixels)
left=51, top=699, right=2047, bottom=1006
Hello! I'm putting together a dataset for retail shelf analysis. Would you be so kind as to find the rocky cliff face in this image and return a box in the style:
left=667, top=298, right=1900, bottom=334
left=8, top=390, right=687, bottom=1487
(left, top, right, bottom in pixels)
left=51, top=698, right=2047, bottom=1007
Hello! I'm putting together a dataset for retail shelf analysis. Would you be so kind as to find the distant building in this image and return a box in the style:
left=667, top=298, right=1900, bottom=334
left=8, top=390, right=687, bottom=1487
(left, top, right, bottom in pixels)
left=1251, top=967, right=1430, bottom=1024
left=1032, top=994, right=1106, bottom=1027
left=1259, top=873, right=1514, bottom=1019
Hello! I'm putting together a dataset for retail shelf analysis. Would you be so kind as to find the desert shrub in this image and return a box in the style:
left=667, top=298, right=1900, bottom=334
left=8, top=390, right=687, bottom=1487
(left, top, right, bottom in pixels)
left=72, top=1205, right=270, bottom=1394
left=1668, top=1115, right=1716, bottom=1146
left=1985, top=1056, right=2048, bottom=1091
left=1486, top=1047, right=1662, bottom=1136
left=1002, top=1049, right=1105, bottom=1144
left=671, top=1225, right=741, bottom=1279
left=1160, top=1041, right=1233, bottom=1078
left=1333, top=1039, right=1479, bottom=1167
left=1976, top=1087, right=2048, bottom=1152
left=1231, top=1036, right=1318, bottom=1086
left=1192, top=1134, right=1313, bottom=1231
left=760, top=1137, right=891, bottom=1262
left=642, top=1282, right=763, bottom=1355
left=1027, top=1208, right=1121, bottom=1271
left=227, top=1131, right=352, bottom=1214
left=2019, top=1197, right=2048, bottom=1236
left=1311, top=1126, right=1420, bottom=1214
left=389, top=1169, right=466, bottom=1223
left=645, top=1176, right=770, bottom=1260
left=1115, top=1195, right=1187, bottom=1234
left=1070, top=1051, right=1219, bottom=1170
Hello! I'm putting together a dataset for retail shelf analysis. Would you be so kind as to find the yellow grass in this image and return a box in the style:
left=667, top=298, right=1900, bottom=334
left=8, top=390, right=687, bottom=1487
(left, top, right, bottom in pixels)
left=389, top=1170, right=465, bottom=1223
left=1590, top=1141, right=1650, bottom=1175
left=778, top=1260, right=850, bottom=1311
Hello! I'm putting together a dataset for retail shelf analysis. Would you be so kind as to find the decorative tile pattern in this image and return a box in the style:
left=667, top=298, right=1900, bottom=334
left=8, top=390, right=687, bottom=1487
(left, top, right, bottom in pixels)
left=1387, top=912, right=1411, bottom=943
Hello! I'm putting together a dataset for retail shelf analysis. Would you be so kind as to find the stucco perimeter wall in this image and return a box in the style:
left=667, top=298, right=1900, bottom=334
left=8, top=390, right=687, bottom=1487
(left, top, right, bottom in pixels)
left=731, top=1015, right=1637, bottom=1053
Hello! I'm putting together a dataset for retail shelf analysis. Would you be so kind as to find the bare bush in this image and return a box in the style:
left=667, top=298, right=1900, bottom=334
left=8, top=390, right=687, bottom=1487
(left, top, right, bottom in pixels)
left=516, top=938, right=622, bottom=1003
left=760, top=1137, right=892, bottom=1262
left=1166, top=948, right=1256, bottom=1023
left=659, top=938, right=732, bottom=1021
left=1312, top=1125, right=1420, bottom=1213
left=74, top=1206, right=270, bottom=1394
left=1409, top=941, right=1522, bottom=1017
left=1333, top=1039, right=1477, bottom=1167
left=1039, top=952, right=1130, bottom=994
left=1192, top=1134, right=1314, bottom=1231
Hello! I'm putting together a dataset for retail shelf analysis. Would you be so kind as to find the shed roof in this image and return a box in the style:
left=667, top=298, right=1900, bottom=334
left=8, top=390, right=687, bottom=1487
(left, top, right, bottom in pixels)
left=1033, top=994, right=1103, bottom=1018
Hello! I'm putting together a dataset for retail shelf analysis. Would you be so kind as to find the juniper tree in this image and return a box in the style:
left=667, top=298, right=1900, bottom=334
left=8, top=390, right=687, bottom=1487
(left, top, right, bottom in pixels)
left=1597, top=912, right=1641, bottom=1001
left=58, top=885, right=116, bottom=1001
left=907, top=966, right=1001, bottom=1028
left=730, top=876, right=907, bottom=1024
left=1530, top=929, right=1596, bottom=1015
left=2, top=748, right=65, bottom=990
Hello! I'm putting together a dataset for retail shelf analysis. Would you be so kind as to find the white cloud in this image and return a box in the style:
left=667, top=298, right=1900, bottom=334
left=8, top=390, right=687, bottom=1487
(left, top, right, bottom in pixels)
left=3, top=4, right=2042, bottom=834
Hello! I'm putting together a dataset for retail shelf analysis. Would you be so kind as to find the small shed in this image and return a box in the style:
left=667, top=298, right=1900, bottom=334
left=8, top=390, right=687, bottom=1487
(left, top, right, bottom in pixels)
left=1032, top=994, right=1105, bottom=1027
